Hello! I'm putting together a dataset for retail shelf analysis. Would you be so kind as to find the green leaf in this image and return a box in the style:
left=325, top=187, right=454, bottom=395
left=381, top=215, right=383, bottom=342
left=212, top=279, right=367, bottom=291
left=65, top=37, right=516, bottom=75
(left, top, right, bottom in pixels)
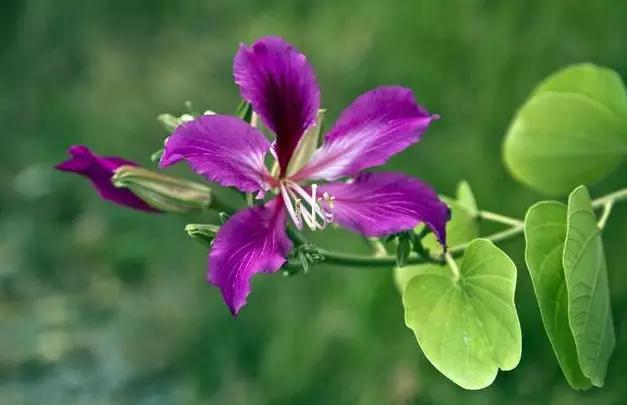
left=534, top=63, right=627, bottom=120
left=503, top=64, right=627, bottom=194
left=524, top=201, right=592, bottom=389
left=563, top=186, right=615, bottom=387
left=403, top=239, right=521, bottom=389
left=456, top=181, right=479, bottom=218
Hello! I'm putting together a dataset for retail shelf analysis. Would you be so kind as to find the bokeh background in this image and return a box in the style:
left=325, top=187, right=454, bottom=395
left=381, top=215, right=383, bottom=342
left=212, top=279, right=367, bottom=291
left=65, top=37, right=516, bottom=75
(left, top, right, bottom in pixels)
left=2, top=1, right=627, bottom=404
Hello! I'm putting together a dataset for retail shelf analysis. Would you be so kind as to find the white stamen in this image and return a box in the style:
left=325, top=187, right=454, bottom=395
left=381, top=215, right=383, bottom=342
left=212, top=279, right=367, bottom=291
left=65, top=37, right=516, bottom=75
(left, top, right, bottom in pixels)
left=310, top=184, right=318, bottom=221
left=284, top=180, right=327, bottom=220
left=280, top=182, right=302, bottom=230
left=280, top=180, right=334, bottom=231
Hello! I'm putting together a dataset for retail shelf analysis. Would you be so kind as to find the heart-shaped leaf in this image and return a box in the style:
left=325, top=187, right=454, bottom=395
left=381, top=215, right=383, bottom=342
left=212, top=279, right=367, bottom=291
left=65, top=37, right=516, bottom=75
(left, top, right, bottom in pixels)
left=403, top=239, right=521, bottom=389
left=563, top=186, right=615, bottom=387
left=503, top=64, right=627, bottom=194
left=524, top=201, right=592, bottom=389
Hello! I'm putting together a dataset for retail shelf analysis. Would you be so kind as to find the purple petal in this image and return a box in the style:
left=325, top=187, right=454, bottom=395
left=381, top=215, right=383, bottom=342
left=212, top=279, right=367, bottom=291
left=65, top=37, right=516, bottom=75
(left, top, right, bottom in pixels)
left=160, top=115, right=273, bottom=192
left=234, top=36, right=320, bottom=174
left=208, top=198, right=292, bottom=315
left=55, top=145, right=159, bottom=212
left=292, top=86, right=437, bottom=182
left=317, top=172, right=449, bottom=244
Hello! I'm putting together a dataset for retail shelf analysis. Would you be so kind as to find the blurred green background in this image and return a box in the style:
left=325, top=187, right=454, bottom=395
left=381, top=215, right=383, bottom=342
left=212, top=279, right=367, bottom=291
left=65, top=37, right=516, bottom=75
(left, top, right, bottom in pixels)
left=1, top=0, right=626, bottom=403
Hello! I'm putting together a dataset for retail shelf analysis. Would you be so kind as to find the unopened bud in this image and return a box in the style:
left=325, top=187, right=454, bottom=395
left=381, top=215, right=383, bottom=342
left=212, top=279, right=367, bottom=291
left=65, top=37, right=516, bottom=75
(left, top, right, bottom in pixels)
left=283, top=243, right=324, bottom=276
left=157, top=112, right=203, bottom=133
left=185, top=223, right=220, bottom=247
left=112, top=166, right=212, bottom=213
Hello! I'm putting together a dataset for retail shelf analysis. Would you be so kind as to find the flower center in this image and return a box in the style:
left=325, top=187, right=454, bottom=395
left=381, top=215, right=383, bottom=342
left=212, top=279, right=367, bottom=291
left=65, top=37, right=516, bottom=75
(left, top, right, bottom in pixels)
left=279, top=179, right=335, bottom=231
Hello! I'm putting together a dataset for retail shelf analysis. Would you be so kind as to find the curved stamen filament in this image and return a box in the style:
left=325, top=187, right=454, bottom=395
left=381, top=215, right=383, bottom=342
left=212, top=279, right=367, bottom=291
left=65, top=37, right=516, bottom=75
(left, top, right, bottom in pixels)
left=281, top=180, right=334, bottom=231
left=280, top=181, right=302, bottom=230
left=295, top=198, right=326, bottom=230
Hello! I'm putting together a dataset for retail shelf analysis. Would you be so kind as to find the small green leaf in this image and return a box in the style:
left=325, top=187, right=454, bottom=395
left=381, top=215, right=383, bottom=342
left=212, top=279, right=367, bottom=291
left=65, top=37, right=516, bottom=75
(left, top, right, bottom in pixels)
left=524, top=201, right=592, bottom=389
left=503, top=64, right=627, bottom=194
left=403, top=239, right=521, bottom=390
left=456, top=181, right=479, bottom=218
left=563, top=186, right=615, bottom=387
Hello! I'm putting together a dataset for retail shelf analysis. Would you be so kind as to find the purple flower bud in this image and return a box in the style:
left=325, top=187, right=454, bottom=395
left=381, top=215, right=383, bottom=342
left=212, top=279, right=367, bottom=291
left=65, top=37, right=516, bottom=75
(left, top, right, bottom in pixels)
left=55, top=145, right=159, bottom=212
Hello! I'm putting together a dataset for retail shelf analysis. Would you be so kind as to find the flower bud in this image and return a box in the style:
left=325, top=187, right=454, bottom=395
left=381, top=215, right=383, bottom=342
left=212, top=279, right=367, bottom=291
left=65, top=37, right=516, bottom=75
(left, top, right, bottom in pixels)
left=158, top=110, right=216, bottom=133
left=283, top=243, right=324, bottom=276
left=185, top=224, right=220, bottom=247
left=111, top=166, right=212, bottom=213
left=157, top=113, right=195, bottom=132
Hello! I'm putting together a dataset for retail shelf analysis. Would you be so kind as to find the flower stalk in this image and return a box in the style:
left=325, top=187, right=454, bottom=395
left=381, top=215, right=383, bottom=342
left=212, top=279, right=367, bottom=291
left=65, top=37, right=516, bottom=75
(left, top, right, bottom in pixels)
left=279, top=187, right=627, bottom=269
left=445, top=252, right=461, bottom=282
left=478, top=210, right=524, bottom=227
left=597, top=201, right=614, bottom=229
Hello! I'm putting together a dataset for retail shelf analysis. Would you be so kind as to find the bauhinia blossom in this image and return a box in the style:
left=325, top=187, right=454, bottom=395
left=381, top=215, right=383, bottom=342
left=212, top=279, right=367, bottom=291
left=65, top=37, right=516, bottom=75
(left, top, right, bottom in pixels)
left=160, top=36, right=450, bottom=315
left=56, top=145, right=159, bottom=212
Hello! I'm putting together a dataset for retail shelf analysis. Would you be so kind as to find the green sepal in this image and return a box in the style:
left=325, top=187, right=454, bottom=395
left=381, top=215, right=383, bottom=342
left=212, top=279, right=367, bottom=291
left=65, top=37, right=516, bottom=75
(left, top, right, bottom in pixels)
left=112, top=166, right=212, bottom=213
left=236, top=100, right=253, bottom=123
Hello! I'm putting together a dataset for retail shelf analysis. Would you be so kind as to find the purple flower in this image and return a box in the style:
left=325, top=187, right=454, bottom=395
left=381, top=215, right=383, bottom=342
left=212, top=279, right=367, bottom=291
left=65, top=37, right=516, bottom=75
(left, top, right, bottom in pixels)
left=160, top=36, right=449, bottom=315
left=56, top=145, right=159, bottom=212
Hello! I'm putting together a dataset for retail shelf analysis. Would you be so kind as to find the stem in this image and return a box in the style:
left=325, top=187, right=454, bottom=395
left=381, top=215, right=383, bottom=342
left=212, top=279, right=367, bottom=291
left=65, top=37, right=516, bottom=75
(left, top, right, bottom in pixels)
left=312, top=226, right=523, bottom=269
left=286, top=226, right=308, bottom=246
left=592, top=188, right=627, bottom=209
left=445, top=252, right=460, bottom=282
left=449, top=225, right=524, bottom=253
left=479, top=210, right=524, bottom=227
left=597, top=201, right=614, bottom=229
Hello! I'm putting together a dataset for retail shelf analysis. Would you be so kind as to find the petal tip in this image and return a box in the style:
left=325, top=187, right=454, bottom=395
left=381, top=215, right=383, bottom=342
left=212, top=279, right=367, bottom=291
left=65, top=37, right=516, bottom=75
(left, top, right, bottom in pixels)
left=55, top=145, right=95, bottom=173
